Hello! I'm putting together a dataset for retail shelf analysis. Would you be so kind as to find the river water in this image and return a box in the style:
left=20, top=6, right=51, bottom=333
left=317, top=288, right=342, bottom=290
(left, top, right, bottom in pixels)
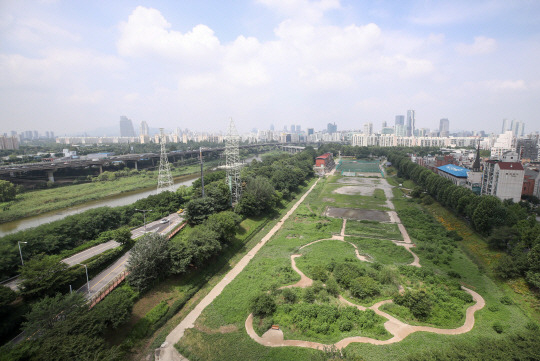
left=0, top=155, right=263, bottom=237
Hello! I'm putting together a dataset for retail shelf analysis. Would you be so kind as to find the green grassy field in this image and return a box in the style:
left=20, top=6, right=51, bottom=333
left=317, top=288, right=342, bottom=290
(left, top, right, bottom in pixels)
left=173, top=171, right=535, bottom=360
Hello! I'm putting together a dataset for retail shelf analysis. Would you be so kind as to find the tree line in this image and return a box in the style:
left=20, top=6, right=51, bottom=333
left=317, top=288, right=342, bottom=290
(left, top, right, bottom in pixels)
left=387, top=151, right=540, bottom=290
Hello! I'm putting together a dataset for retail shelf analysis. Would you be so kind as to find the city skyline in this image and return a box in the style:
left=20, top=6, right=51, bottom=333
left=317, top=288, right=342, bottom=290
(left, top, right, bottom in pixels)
left=1, top=1, right=540, bottom=134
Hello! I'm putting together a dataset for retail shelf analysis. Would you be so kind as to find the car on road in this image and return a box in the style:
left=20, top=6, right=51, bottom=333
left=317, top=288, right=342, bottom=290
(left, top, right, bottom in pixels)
left=159, top=218, right=169, bottom=224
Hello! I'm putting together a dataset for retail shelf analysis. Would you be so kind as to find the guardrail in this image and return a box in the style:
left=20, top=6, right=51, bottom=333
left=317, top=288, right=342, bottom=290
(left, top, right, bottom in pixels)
left=167, top=221, right=187, bottom=240
left=88, top=270, right=129, bottom=309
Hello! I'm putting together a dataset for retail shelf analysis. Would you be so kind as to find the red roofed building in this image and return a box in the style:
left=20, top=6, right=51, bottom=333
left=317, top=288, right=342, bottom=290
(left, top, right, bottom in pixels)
left=314, top=153, right=335, bottom=174
left=481, top=161, right=524, bottom=202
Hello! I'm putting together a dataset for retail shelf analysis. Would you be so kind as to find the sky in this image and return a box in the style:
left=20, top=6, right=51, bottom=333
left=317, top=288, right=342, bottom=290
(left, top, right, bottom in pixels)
left=1, top=0, right=539, bottom=136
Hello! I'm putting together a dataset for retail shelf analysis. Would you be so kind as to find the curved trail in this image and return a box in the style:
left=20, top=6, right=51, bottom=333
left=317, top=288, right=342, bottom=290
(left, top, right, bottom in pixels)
left=246, top=278, right=484, bottom=349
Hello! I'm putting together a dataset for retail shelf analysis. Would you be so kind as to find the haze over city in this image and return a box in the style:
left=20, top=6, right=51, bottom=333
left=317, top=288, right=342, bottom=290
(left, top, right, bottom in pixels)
left=1, top=0, right=539, bottom=134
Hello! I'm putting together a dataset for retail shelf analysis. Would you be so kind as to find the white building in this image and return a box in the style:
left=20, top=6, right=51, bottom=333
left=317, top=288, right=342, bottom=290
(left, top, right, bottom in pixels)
left=481, top=160, right=524, bottom=202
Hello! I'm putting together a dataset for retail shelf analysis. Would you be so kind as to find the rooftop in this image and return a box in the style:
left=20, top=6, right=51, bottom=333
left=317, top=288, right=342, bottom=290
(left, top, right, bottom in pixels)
left=497, top=162, right=524, bottom=171
left=437, top=164, right=470, bottom=178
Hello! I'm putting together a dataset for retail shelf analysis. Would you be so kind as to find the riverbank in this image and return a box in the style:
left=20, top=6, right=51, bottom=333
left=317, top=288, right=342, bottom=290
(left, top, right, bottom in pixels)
left=0, top=163, right=205, bottom=224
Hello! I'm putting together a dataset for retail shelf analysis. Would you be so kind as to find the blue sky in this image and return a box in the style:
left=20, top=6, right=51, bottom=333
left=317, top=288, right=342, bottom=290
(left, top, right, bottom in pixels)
left=1, top=0, right=539, bottom=135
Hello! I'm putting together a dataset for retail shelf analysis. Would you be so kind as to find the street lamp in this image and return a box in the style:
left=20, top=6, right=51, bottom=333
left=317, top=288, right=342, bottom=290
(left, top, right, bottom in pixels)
left=18, top=241, right=27, bottom=266
left=135, top=209, right=153, bottom=231
left=80, top=264, right=90, bottom=293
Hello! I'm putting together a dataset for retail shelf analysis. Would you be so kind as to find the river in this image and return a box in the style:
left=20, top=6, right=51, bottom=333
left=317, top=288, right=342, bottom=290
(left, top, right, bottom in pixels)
left=0, top=155, right=263, bottom=237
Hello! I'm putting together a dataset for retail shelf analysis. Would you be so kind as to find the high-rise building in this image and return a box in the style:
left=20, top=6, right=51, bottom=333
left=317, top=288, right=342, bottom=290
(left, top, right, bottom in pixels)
left=290, top=124, right=296, bottom=133
left=327, top=122, right=337, bottom=133
left=382, top=121, right=387, bottom=128
left=439, top=118, right=450, bottom=137
left=120, top=116, right=136, bottom=137
left=307, top=128, right=314, bottom=136
left=363, top=122, right=373, bottom=135
left=406, top=110, right=415, bottom=137
left=501, top=119, right=509, bottom=134
left=510, top=120, right=525, bottom=137
left=140, top=121, right=149, bottom=136
left=296, top=125, right=301, bottom=133
left=517, top=138, right=539, bottom=160
left=270, top=124, right=275, bottom=131
left=395, top=115, right=404, bottom=126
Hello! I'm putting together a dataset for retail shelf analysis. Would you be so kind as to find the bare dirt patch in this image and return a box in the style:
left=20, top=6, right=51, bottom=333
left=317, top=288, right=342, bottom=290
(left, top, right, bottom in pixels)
left=326, top=207, right=390, bottom=222
left=322, top=197, right=335, bottom=203
left=333, top=185, right=375, bottom=196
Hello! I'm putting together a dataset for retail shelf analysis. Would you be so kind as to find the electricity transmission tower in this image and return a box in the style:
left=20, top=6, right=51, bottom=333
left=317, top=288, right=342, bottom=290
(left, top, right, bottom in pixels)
left=157, top=128, right=173, bottom=193
left=225, top=117, right=241, bottom=205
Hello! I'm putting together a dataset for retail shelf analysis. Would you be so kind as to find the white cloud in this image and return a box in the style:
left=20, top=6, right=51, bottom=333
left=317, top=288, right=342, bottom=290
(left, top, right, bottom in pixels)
left=117, top=6, right=221, bottom=62
left=456, top=36, right=497, bottom=55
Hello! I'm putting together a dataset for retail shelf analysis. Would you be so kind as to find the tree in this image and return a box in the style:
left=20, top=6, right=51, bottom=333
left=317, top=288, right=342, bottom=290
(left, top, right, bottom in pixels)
left=236, top=176, right=277, bottom=216
left=349, top=276, right=380, bottom=299
left=92, top=287, right=135, bottom=329
left=0, top=285, right=17, bottom=315
left=394, top=290, right=432, bottom=320
left=473, top=196, right=507, bottom=235
left=127, top=233, right=170, bottom=292
left=114, top=226, right=132, bottom=245
left=22, top=292, right=86, bottom=335
left=204, top=211, right=242, bottom=243
left=185, top=197, right=216, bottom=225
left=250, top=293, right=276, bottom=316
left=0, top=180, right=17, bottom=202
left=204, top=181, right=231, bottom=212
left=487, top=226, right=519, bottom=251
left=19, top=254, right=74, bottom=299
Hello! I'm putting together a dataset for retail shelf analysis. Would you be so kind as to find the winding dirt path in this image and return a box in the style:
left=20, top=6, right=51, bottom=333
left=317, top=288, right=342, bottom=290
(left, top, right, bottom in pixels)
left=246, top=282, right=485, bottom=349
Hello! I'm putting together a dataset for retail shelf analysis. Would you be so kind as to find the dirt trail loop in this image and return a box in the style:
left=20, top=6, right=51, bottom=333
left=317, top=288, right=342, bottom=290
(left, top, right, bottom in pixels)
left=156, top=178, right=322, bottom=361
left=246, top=286, right=485, bottom=349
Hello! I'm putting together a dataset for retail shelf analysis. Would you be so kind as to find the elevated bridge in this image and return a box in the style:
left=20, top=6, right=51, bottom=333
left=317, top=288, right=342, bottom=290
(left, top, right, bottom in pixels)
left=0, top=143, right=278, bottom=182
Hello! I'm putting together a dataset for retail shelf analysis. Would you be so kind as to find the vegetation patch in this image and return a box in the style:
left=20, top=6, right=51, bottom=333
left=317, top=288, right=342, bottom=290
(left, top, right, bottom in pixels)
left=346, top=220, right=403, bottom=240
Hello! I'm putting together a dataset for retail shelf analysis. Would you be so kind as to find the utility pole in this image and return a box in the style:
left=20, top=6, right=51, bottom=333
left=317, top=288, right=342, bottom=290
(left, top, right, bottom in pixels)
left=200, top=147, right=205, bottom=197
left=80, top=264, right=90, bottom=294
left=18, top=241, right=27, bottom=266
left=135, top=208, right=153, bottom=231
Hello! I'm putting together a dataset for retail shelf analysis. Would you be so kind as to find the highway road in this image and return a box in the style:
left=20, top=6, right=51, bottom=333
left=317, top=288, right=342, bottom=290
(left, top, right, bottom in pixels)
left=80, top=212, right=184, bottom=298
left=2, top=212, right=184, bottom=292
left=63, top=240, right=120, bottom=267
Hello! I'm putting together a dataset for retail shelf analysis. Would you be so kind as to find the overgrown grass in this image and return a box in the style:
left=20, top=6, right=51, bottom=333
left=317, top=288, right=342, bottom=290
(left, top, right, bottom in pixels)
left=347, top=237, right=413, bottom=265
left=346, top=220, right=403, bottom=240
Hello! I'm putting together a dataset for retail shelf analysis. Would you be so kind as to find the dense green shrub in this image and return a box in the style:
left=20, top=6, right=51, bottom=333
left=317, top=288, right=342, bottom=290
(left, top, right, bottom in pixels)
left=250, top=293, right=276, bottom=317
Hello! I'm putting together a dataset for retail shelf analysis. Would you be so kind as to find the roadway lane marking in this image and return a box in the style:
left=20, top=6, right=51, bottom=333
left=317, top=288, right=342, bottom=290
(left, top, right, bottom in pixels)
left=90, top=257, right=128, bottom=291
